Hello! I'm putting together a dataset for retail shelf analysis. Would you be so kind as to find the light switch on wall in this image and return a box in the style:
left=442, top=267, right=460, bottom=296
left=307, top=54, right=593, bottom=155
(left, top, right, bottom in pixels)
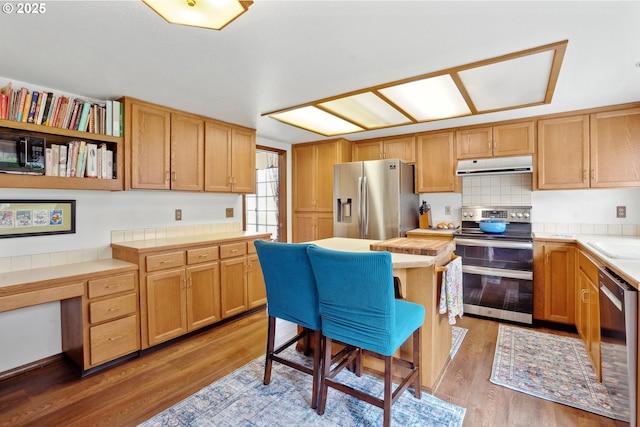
left=616, top=206, right=626, bottom=218
left=226, top=208, right=234, bottom=218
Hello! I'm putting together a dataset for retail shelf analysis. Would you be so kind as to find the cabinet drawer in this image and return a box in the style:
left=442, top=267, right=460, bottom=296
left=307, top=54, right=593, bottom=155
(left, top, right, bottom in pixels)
left=220, top=242, right=247, bottom=259
left=247, top=240, right=262, bottom=254
left=90, top=315, right=139, bottom=366
left=89, top=293, right=138, bottom=324
left=187, top=246, right=219, bottom=264
left=578, top=250, right=599, bottom=283
left=146, top=251, right=185, bottom=272
left=88, top=273, right=136, bottom=299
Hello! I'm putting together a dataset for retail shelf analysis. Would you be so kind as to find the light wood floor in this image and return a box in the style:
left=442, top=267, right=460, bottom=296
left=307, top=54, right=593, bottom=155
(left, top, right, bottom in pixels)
left=0, top=310, right=628, bottom=427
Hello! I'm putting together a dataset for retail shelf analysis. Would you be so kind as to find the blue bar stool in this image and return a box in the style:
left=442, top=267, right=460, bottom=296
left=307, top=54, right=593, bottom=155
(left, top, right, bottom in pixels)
left=253, top=240, right=322, bottom=409
left=307, top=245, right=424, bottom=427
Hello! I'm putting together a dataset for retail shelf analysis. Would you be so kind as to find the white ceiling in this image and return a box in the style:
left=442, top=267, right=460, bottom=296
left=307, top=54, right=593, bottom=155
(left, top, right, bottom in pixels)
left=1, top=1, right=639, bottom=145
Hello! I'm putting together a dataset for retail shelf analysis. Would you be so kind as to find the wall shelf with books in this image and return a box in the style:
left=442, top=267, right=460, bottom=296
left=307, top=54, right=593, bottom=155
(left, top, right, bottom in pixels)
left=0, top=118, right=123, bottom=191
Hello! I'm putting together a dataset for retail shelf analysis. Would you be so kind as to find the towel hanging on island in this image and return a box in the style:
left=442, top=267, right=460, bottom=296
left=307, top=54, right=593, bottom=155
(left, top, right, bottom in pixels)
left=438, top=256, right=464, bottom=325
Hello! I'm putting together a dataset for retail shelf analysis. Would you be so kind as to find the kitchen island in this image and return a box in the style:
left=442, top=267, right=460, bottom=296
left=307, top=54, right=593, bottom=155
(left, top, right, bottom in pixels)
left=310, top=237, right=457, bottom=392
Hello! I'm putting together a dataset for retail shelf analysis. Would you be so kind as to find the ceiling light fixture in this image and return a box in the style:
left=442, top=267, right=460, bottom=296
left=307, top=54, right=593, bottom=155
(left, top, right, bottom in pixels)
left=264, top=40, right=568, bottom=136
left=143, top=0, right=253, bottom=31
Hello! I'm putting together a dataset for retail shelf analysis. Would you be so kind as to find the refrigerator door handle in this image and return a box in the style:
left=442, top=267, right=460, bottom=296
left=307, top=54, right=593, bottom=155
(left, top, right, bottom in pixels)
left=357, top=176, right=363, bottom=238
left=362, top=176, right=369, bottom=237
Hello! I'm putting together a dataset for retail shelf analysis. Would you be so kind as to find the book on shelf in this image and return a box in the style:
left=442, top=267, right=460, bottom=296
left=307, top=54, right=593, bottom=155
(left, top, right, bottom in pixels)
left=68, top=140, right=79, bottom=177
left=85, top=143, right=98, bottom=178
left=105, top=101, right=113, bottom=135
left=112, top=100, right=121, bottom=137
left=29, top=91, right=42, bottom=124
left=35, top=92, right=47, bottom=125
left=68, top=99, right=81, bottom=131
left=16, top=87, right=27, bottom=122
left=51, top=144, right=60, bottom=176
left=21, top=92, right=32, bottom=123
left=39, top=92, right=53, bottom=125
left=77, top=101, right=91, bottom=132
left=45, top=146, right=53, bottom=176
left=0, top=93, right=7, bottom=120
left=76, top=140, right=87, bottom=177
left=58, top=144, right=67, bottom=177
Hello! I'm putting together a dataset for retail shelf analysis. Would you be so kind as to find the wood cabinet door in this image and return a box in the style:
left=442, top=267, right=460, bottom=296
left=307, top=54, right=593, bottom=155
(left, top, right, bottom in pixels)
left=493, top=121, right=535, bottom=156
left=590, top=107, right=640, bottom=188
left=316, top=212, right=334, bottom=240
left=186, top=262, right=220, bottom=330
left=230, top=127, right=256, bottom=193
left=315, top=142, right=339, bottom=211
left=293, top=212, right=315, bottom=243
left=416, top=131, right=458, bottom=193
left=542, top=243, right=575, bottom=324
left=576, top=270, right=590, bottom=345
left=247, top=253, right=266, bottom=308
left=146, top=268, right=187, bottom=346
left=537, top=115, right=590, bottom=189
left=455, top=127, right=492, bottom=159
left=353, top=140, right=382, bottom=161
left=588, top=279, right=601, bottom=378
left=292, top=144, right=316, bottom=211
left=383, top=136, right=415, bottom=163
left=204, top=121, right=232, bottom=192
left=130, top=102, right=171, bottom=189
left=171, top=113, right=204, bottom=191
left=220, top=257, right=248, bottom=318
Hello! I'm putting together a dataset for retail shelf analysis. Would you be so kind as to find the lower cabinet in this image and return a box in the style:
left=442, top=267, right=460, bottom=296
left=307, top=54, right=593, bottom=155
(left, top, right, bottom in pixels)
left=293, top=212, right=333, bottom=243
left=576, top=250, right=601, bottom=377
left=61, top=270, right=140, bottom=374
left=533, top=241, right=576, bottom=324
left=112, top=234, right=268, bottom=349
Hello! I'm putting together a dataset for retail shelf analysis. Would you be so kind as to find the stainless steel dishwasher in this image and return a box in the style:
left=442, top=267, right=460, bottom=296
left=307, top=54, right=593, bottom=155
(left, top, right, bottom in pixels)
left=599, top=266, right=637, bottom=426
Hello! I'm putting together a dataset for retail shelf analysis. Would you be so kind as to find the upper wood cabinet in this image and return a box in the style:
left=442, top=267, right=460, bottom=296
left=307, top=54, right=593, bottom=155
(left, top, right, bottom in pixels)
left=125, top=98, right=204, bottom=191
left=537, top=115, right=590, bottom=189
left=204, top=121, right=256, bottom=193
left=537, top=108, right=640, bottom=189
left=415, top=131, right=459, bottom=193
left=292, top=138, right=352, bottom=212
left=590, top=107, right=640, bottom=188
left=456, top=121, right=535, bottom=159
left=352, top=136, right=415, bottom=163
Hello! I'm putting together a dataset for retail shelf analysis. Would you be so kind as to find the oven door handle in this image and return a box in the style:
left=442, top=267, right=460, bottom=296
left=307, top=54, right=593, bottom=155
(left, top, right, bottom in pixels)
left=454, top=238, right=532, bottom=250
left=462, top=265, right=533, bottom=280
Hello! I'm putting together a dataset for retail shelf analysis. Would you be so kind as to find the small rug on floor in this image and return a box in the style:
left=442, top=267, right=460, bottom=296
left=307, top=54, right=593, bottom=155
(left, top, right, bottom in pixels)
left=490, top=324, right=624, bottom=421
left=450, top=326, right=467, bottom=360
left=140, top=346, right=466, bottom=427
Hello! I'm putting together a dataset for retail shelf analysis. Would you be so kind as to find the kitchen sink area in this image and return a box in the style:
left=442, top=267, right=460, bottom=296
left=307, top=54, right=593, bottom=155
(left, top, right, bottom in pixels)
left=588, top=241, right=640, bottom=260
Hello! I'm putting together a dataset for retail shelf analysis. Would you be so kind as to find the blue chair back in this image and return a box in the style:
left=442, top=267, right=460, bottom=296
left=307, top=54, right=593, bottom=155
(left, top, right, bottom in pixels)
left=254, top=240, right=321, bottom=331
left=307, top=245, right=400, bottom=355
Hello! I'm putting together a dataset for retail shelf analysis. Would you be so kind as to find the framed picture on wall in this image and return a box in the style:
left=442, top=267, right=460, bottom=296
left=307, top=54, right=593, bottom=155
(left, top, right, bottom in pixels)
left=0, top=200, right=76, bottom=238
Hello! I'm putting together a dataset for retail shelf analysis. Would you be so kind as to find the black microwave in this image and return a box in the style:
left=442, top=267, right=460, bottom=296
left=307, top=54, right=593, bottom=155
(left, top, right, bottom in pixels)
left=0, top=132, right=46, bottom=174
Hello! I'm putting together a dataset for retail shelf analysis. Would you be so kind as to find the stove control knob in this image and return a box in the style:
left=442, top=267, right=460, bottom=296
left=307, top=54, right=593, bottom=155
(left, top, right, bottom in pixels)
left=517, top=213, right=523, bottom=218
left=468, top=212, right=474, bottom=218
left=462, top=211, right=468, bottom=217
left=523, top=213, right=530, bottom=218
left=510, top=213, right=516, bottom=218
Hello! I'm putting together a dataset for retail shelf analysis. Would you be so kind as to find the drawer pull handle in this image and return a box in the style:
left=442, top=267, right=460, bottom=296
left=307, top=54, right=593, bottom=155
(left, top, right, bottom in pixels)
left=106, top=285, right=119, bottom=289
left=108, top=335, right=123, bottom=341
left=160, top=260, right=171, bottom=264
left=230, top=249, right=238, bottom=253
left=198, top=254, right=209, bottom=258
left=108, top=306, right=123, bottom=312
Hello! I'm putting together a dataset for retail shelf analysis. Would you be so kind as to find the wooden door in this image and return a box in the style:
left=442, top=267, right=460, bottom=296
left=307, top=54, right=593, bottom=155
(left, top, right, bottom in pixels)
left=493, top=121, right=535, bottom=156
left=383, top=136, right=415, bottom=163
left=542, top=243, right=575, bottom=324
left=204, top=121, right=232, bottom=192
left=220, top=256, right=248, bottom=318
left=130, top=102, right=171, bottom=189
left=590, top=107, right=640, bottom=188
left=537, top=115, right=590, bottom=189
left=247, top=253, right=266, bottom=308
left=230, top=127, right=256, bottom=193
left=416, top=131, right=458, bottom=193
left=292, top=144, right=317, bottom=211
left=146, top=268, right=187, bottom=346
left=186, top=262, right=220, bottom=330
left=455, top=127, right=492, bottom=159
left=353, top=140, right=382, bottom=161
left=171, top=113, right=204, bottom=191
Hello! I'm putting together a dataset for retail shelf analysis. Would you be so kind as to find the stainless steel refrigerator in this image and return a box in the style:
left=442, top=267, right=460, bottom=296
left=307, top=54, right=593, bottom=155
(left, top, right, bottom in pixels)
left=334, top=159, right=418, bottom=240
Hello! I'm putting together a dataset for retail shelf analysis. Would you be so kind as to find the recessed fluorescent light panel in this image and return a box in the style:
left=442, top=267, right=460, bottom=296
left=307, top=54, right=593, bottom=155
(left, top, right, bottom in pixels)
left=264, top=40, right=568, bottom=136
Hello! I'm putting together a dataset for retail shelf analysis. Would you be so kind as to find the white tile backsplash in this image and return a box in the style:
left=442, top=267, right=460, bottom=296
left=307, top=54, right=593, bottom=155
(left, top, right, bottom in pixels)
left=462, top=173, right=532, bottom=206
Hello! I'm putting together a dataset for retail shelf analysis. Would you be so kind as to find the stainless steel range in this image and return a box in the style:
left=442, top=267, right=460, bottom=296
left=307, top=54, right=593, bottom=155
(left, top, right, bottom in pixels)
left=454, top=206, right=533, bottom=324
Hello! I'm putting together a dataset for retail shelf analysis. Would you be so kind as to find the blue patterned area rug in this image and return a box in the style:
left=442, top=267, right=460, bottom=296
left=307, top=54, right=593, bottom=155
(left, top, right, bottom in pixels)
left=491, top=324, right=624, bottom=421
left=140, top=345, right=466, bottom=427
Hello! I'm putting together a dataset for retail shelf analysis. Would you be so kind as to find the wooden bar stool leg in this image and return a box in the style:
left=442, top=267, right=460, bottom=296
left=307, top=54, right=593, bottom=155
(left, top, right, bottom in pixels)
left=383, top=355, right=392, bottom=427
left=263, top=316, right=276, bottom=385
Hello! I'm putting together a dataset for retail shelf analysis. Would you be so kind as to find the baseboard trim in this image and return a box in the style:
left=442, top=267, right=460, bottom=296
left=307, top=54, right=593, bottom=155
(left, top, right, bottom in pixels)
left=0, top=354, right=63, bottom=381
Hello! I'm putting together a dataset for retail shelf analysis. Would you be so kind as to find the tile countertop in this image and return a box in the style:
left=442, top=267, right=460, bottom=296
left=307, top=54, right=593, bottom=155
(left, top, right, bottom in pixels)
left=110, top=231, right=271, bottom=252
left=309, top=237, right=455, bottom=269
left=534, top=232, right=640, bottom=289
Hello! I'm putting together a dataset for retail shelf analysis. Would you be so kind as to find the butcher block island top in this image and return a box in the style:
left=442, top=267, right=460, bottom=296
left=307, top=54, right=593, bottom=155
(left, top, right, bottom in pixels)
left=370, top=237, right=455, bottom=256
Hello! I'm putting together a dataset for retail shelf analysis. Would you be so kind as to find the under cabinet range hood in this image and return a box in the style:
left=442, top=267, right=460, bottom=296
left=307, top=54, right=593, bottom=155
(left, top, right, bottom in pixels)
left=456, top=155, right=533, bottom=176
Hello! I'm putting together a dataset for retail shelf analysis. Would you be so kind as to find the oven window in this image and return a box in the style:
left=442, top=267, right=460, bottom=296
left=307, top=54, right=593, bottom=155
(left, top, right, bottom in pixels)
left=463, top=273, right=533, bottom=314
left=455, top=244, right=532, bottom=271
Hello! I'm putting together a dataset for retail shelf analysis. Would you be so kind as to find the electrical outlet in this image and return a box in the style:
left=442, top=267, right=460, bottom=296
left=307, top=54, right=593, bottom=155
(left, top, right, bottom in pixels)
left=616, top=206, right=626, bottom=218
left=445, top=206, right=451, bottom=215
left=226, top=207, right=234, bottom=218
left=175, top=209, right=182, bottom=221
